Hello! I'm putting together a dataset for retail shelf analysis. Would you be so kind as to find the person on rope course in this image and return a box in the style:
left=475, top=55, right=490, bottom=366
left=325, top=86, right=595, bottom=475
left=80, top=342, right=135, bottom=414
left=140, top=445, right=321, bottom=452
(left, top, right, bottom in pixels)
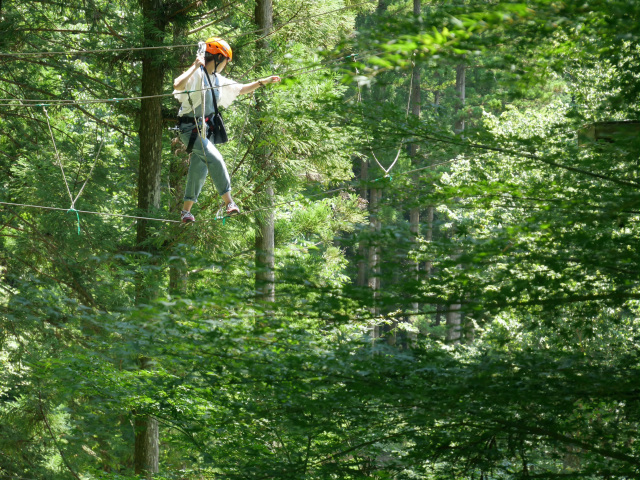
left=173, top=37, right=280, bottom=223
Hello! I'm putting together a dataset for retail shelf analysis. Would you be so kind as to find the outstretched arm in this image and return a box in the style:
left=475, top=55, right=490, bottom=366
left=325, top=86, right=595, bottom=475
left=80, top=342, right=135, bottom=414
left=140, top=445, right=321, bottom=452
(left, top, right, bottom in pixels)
left=239, top=75, right=281, bottom=95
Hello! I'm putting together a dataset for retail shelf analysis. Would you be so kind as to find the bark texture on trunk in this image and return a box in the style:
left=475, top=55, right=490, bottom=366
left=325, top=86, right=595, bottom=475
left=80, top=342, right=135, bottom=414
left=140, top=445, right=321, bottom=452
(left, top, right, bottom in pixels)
left=425, top=205, right=434, bottom=277
left=255, top=0, right=273, bottom=47
left=446, top=62, right=466, bottom=343
left=254, top=0, right=275, bottom=305
left=255, top=185, right=275, bottom=303
left=368, top=187, right=381, bottom=337
left=445, top=303, right=462, bottom=343
left=454, top=62, right=466, bottom=135
left=168, top=26, right=190, bottom=297
left=134, top=0, right=165, bottom=473
left=134, top=416, right=159, bottom=476
left=137, top=42, right=164, bottom=245
left=408, top=0, right=421, bottom=328
left=357, top=157, right=369, bottom=288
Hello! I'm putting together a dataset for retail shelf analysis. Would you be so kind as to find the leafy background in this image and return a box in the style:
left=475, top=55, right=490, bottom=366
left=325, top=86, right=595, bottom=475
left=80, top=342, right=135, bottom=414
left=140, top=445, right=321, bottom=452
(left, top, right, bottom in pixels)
left=1, top=0, right=639, bottom=478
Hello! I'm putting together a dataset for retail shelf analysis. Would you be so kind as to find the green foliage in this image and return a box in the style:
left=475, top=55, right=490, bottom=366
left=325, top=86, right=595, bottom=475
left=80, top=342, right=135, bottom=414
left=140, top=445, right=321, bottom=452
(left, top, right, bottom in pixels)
left=2, top=0, right=640, bottom=479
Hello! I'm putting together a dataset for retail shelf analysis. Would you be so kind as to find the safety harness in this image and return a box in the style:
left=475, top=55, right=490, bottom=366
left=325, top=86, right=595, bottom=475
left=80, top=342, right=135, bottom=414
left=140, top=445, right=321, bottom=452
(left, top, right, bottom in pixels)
left=179, top=68, right=220, bottom=153
left=180, top=115, right=215, bottom=153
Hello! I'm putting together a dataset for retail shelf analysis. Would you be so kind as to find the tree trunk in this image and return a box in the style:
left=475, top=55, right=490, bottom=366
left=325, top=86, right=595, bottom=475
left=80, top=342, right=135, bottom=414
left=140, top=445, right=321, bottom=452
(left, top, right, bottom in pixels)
left=425, top=205, right=434, bottom=277
left=446, top=62, right=466, bottom=343
left=454, top=62, right=466, bottom=135
left=357, top=157, right=369, bottom=288
left=254, top=0, right=273, bottom=48
left=254, top=0, right=275, bottom=305
left=168, top=26, right=190, bottom=297
left=134, top=349, right=160, bottom=474
left=407, top=0, right=421, bottom=334
left=136, top=40, right=164, bottom=246
left=255, top=185, right=275, bottom=303
left=368, top=187, right=381, bottom=337
left=134, top=418, right=159, bottom=474
left=445, top=303, right=462, bottom=343
left=366, top=0, right=388, bottom=339
left=134, top=0, right=165, bottom=473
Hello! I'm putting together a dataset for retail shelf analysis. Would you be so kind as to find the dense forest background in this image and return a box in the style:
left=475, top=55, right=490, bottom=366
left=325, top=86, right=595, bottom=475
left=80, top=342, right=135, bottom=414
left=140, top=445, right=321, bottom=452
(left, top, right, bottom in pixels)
left=1, top=0, right=639, bottom=478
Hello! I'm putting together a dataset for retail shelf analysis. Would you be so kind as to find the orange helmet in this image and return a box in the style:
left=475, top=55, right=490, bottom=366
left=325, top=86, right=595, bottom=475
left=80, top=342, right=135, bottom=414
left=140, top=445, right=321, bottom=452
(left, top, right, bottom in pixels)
left=205, top=37, right=232, bottom=61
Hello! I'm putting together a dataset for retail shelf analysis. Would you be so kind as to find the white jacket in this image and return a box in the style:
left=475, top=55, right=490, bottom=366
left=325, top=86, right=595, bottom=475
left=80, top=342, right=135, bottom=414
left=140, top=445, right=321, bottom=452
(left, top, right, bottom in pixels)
left=173, top=69, right=242, bottom=115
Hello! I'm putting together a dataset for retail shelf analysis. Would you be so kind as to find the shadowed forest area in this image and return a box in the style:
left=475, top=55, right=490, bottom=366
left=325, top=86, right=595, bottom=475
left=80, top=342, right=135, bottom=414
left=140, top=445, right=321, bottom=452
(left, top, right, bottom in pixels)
left=1, top=0, right=639, bottom=478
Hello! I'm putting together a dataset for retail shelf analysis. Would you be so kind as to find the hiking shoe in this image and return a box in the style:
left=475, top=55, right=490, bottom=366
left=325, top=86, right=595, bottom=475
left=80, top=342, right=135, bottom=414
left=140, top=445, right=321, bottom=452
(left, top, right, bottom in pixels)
left=181, top=210, right=195, bottom=223
left=225, top=201, right=240, bottom=216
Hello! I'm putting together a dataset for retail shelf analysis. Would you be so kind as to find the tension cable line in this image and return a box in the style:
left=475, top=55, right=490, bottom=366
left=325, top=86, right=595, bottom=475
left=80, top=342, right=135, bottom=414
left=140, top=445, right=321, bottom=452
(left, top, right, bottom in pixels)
left=211, top=158, right=459, bottom=221
left=0, top=50, right=363, bottom=108
left=0, top=201, right=181, bottom=224
left=0, top=0, right=375, bottom=58
left=355, top=55, right=413, bottom=178
left=43, top=106, right=74, bottom=207
left=43, top=106, right=107, bottom=233
left=0, top=159, right=456, bottom=227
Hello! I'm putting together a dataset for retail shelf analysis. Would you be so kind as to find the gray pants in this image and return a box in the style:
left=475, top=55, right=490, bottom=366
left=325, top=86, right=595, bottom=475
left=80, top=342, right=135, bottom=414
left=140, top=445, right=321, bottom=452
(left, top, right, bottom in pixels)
left=180, top=123, right=231, bottom=202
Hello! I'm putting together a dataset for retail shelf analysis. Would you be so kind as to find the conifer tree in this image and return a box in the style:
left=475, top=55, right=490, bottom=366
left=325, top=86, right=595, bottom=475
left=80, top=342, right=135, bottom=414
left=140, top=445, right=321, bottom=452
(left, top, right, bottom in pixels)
left=253, top=0, right=275, bottom=305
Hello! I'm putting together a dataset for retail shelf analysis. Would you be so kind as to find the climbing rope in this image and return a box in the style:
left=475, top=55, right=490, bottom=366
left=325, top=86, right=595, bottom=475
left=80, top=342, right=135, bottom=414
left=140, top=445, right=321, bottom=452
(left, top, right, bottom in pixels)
left=43, top=106, right=74, bottom=207
left=0, top=50, right=375, bottom=108
left=42, top=107, right=106, bottom=233
left=72, top=133, right=105, bottom=207
left=0, top=201, right=181, bottom=223
left=0, top=159, right=458, bottom=227
left=355, top=56, right=413, bottom=178
left=0, top=0, right=377, bottom=59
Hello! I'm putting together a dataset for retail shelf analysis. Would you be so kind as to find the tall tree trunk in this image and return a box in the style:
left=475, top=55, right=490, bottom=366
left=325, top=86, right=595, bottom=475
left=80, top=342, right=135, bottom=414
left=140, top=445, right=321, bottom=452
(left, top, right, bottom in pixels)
left=407, top=0, right=421, bottom=335
left=134, top=0, right=165, bottom=473
left=254, top=0, right=275, bottom=304
left=357, top=157, right=369, bottom=288
left=425, top=205, right=434, bottom=277
left=134, top=357, right=160, bottom=475
left=446, top=62, right=465, bottom=344
left=168, top=26, right=190, bottom=297
left=454, top=62, right=466, bottom=135
left=368, top=187, right=381, bottom=337
left=255, top=0, right=273, bottom=45
left=367, top=0, right=389, bottom=340
left=255, top=186, right=275, bottom=302
left=427, top=69, right=440, bottom=273
left=366, top=0, right=389, bottom=340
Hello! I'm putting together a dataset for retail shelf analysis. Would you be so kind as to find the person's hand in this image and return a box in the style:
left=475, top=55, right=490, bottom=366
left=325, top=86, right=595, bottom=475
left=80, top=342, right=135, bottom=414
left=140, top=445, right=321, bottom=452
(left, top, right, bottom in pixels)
left=261, top=76, right=281, bottom=84
left=194, top=53, right=205, bottom=68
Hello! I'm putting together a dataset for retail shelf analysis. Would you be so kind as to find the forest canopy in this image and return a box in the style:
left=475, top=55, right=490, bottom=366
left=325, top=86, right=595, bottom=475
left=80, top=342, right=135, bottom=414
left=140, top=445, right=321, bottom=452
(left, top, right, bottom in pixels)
left=1, top=0, right=639, bottom=479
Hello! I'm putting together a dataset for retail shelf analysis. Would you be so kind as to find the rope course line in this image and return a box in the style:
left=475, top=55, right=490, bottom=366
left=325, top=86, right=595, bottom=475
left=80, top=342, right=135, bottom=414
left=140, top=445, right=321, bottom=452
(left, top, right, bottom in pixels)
left=0, top=201, right=181, bottom=223
left=0, top=159, right=456, bottom=227
left=72, top=133, right=105, bottom=208
left=43, top=106, right=74, bottom=207
left=210, top=158, right=459, bottom=221
left=0, top=0, right=375, bottom=58
left=43, top=106, right=81, bottom=233
left=0, top=51, right=365, bottom=108
left=355, top=55, right=413, bottom=178
left=43, top=106, right=107, bottom=233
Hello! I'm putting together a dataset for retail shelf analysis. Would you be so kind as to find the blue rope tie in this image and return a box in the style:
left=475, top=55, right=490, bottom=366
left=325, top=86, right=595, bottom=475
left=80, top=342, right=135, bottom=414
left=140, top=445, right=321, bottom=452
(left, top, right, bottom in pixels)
left=372, top=174, right=393, bottom=183
left=67, top=208, right=81, bottom=235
